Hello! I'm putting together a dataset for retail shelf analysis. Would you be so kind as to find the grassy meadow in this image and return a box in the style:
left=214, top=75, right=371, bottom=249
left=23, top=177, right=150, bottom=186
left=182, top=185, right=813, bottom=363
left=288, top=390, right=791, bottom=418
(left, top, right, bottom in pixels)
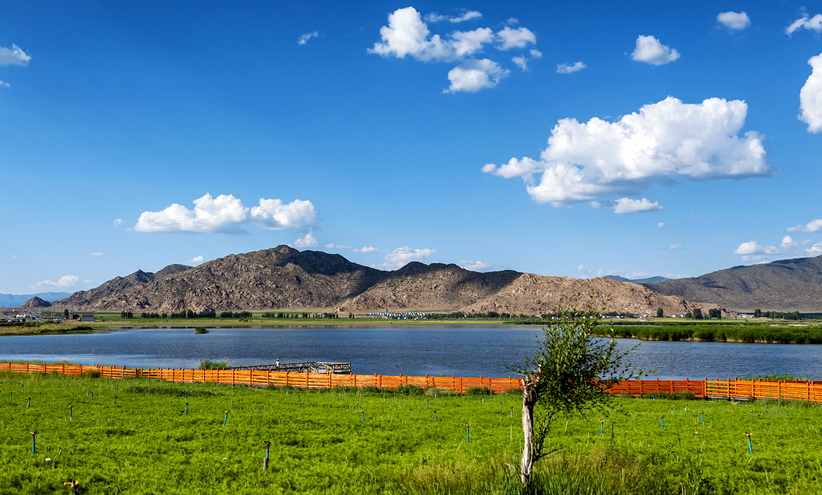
left=2, top=371, right=822, bottom=494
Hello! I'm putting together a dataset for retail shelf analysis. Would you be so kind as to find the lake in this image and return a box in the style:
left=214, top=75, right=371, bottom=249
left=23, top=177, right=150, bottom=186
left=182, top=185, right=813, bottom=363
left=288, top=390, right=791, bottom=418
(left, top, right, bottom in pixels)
left=1, top=325, right=820, bottom=379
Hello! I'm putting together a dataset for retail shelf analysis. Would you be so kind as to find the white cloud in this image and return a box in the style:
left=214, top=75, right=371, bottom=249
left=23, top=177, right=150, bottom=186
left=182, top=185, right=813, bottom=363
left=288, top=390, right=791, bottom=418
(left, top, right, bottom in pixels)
left=297, top=31, right=319, bottom=45
left=742, top=254, right=770, bottom=262
left=659, top=244, right=683, bottom=250
left=134, top=193, right=318, bottom=234
left=113, top=218, right=123, bottom=227
left=613, top=198, right=662, bottom=214
left=424, top=11, right=482, bottom=23
left=733, top=241, right=779, bottom=256
left=189, top=255, right=204, bottom=263
left=369, top=7, right=494, bottom=62
left=444, top=58, right=508, bottom=93
left=506, top=18, right=519, bottom=25
left=781, top=235, right=799, bottom=249
left=631, top=35, right=680, bottom=65
left=293, top=232, right=319, bottom=248
left=325, top=243, right=352, bottom=249
left=495, top=27, right=536, bottom=50
left=557, top=61, right=586, bottom=74
left=0, top=81, right=9, bottom=87
left=34, top=275, right=80, bottom=290
left=530, top=49, right=542, bottom=58
left=513, top=56, right=528, bottom=70
left=483, top=96, right=771, bottom=206
left=90, top=252, right=103, bottom=256
left=786, top=13, right=822, bottom=35
left=717, top=11, right=750, bottom=31
left=0, top=44, right=30, bottom=66
left=354, top=246, right=378, bottom=253
left=799, top=53, right=822, bottom=134
left=377, top=246, right=435, bottom=270
left=459, top=260, right=490, bottom=271
left=657, top=222, right=665, bottom=229
left=807, top=241, right=822, bottom=255
left=788, top=218, right=822, bottom=233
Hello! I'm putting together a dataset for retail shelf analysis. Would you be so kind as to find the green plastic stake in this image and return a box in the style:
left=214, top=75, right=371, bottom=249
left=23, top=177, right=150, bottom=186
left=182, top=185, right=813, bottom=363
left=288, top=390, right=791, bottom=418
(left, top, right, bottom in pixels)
left=27, top=397, right=30, bottom=408
left=231, top=400, right=234, bottom=411
left=30, top=431, right=37, bottom=455
left=223, top=410, right=228, bottom=427
left=260, top=404, right=264, bottom=413
left=745, top=433, right=753, bottom=454
left=69, top=405, right=73, bottom=421
left=660, top=415, right=664, bottom=431
left=355, top=403, right=358, bottom=413
left=465, top=423, right=470, bottom=443
left=361, top=411, right=365, bottom=422
left=185, top=402, right=188, bottom=415
left=510, top=406, right=513, bottom=418
left=701, top=411, right=704, bottom=425
left=600, top=420, right=604, bottom=437
left=434, top=410, right=437, bottom=422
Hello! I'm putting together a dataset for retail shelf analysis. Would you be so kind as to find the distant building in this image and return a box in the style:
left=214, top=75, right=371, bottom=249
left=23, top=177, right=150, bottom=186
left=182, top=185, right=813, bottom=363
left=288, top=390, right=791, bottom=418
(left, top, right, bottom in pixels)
left=80, top=314, right=95, bottom=322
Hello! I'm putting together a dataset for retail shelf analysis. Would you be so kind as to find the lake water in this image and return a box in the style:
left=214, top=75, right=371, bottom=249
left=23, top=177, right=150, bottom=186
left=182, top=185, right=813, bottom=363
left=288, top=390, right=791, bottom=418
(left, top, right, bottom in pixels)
left=1, top=325, right=820, bottom=380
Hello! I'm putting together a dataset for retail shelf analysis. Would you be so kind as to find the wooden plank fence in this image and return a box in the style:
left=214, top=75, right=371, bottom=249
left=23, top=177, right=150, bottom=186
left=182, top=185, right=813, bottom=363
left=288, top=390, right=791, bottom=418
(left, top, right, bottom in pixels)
left=2, top=362, right=820, bottom=402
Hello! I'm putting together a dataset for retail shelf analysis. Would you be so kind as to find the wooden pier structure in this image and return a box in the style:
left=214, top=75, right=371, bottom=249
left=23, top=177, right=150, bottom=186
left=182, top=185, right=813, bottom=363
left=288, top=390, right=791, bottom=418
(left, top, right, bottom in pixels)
left=227, top=361, right=351, bottom=374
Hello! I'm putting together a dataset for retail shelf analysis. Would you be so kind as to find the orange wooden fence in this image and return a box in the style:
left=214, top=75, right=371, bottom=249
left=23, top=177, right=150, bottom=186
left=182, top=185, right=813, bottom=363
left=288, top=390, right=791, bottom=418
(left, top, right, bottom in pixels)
left=2, top=362, right=820, bottom=402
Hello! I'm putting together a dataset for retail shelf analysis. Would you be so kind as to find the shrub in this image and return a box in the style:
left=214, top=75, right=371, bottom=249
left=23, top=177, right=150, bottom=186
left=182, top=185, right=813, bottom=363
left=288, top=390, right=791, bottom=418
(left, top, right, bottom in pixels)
left=83, top=369, right=101, bottom=378
left=360, top=386, right=381, bottom=394
left=199, top=359, right=228, bottom=370
left=466, top=386, right=494, bottom=396
left=395, top=385, right=425, bottom=396
left=424, top=388, right=456, bottom=397
left=194, top=327, right=209, bottom=334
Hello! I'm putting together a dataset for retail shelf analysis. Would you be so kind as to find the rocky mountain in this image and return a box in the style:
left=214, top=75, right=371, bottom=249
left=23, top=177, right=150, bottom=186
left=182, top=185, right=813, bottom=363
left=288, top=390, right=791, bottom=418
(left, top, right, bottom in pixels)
left=18, top=296, right=52, bottom=309
left=0, top=292, right=71, bottom=308
left=604, top=275, right=671, bottom=285
left=61, top=264, right=192, bottom=308
left=60, top=245, right=725, bottom=316
left=460, top=274, right=720, bottom=316
left=648, top=255, right=822, bottom=312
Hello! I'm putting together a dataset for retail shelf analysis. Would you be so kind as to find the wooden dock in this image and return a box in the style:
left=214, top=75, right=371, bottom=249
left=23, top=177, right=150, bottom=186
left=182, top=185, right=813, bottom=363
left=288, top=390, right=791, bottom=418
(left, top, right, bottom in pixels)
left=227, top=361, right=351, bottom=374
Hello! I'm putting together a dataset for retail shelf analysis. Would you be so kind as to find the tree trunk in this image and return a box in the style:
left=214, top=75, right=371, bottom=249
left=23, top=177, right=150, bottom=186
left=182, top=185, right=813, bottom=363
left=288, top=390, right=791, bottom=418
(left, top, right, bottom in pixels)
left=521, top=382, right=538, bottom=485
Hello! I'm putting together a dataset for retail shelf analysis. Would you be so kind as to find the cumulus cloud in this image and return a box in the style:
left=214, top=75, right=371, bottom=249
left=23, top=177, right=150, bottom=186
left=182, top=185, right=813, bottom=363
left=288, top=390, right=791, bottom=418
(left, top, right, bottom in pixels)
left=460, top=260, right=490, bottom=271
left=799, top=53, right=822, bottom=133
left=134, top=193, right=318, bottom=234
left=189, top=255, right=204, bottom=263
left=657, top=222, right=665, bottom=229
left=34, top=275, right=80, bottom=290
left=376, top=246, right=435, bottom=270
left=326, top=243, right=352, bottom=250
left=495, top=27, right=536, bottom=50
left=613, top=198, right=662, bottom=214
left=733, top=241, right=779, bottom=256
left=370, top=7, right=535, bottom=93
left=90, top=252, right=103, bottom=256
left=513, top=49, right=542, bottom=70
left=293, top=232, right=319, bottom=248
left=786, top=13, right=822, bottom=35
left=788, top=218, right=822, bottom=232
left=354, top=246, right=378, bottom=253
left=631, top=35, right=680, bottom=65
left=0, top=44, right=30, bottom=66
left=659, top=244, right=683, bottom=250
left=782, top=236, right=799, bottom=249
left=297, top=31, right=319, bottom=45
left=369, top=7, right=494, bottom=62
left=424, top=10, right=482, bottom=23
left=483, top=96, right=771, bottom=207
left=557, top=61, right=586, bottom=74
left=445, top=58, right=508, bottom=93
left=807, top=241, right=822, bottom=255
left=717, top=11, right=750, bottom=31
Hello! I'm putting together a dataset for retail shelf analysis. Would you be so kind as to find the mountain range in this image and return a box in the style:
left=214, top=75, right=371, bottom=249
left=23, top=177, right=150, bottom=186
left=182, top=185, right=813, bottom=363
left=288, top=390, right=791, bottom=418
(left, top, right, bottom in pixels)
left=604, top=275, right=671, bottom=285
left=648, top=256, right=822, bottom=312
left=44, top=245, right=721, bottom=316
left=0, top=292, right=71, bottom=308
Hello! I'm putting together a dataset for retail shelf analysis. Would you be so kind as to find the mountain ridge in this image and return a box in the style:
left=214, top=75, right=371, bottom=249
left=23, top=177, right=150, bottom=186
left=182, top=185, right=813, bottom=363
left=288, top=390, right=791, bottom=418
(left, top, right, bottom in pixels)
left=57, top=246, right=724, bottom=316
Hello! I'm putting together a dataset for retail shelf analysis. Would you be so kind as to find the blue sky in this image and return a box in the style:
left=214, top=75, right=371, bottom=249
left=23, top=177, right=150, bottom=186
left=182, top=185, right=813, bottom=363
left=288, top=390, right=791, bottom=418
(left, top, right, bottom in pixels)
left=2, top=1, right=822, bottom=294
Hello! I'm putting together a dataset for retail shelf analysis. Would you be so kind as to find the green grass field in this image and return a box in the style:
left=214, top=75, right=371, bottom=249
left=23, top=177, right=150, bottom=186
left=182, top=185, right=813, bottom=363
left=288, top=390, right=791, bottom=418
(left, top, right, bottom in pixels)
left=2, top=371, right=822, bottom=494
